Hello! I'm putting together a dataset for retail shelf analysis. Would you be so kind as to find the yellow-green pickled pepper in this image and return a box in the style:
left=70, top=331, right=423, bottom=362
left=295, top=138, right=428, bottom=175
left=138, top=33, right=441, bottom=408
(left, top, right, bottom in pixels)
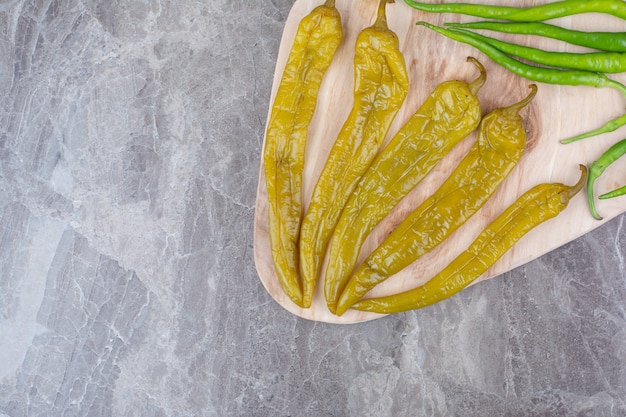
left=336, top=85, right=538, bottom=316
left=299, top=0, right=409, bottom=308
left=324, top=57, right=487, bottom=314
left=352, top=165, right=588, bottom=314
left=264, top=0, right=343, bottom=308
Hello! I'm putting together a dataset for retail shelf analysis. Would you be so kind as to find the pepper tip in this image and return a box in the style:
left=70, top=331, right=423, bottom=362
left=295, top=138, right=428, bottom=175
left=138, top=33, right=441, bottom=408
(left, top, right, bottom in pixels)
left=503, top=84, right=537, bottom=115
left=467, top=56, right=487, bottom=94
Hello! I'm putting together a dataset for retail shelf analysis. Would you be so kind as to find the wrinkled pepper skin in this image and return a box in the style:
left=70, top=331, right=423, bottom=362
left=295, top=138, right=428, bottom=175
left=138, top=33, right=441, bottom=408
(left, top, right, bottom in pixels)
left=352, top=165, right=587, bottom=314
left=264, top=0, right=342, bottom=308
left=336, top=85, right=538, bottom=316
left=323, top=57, right=487, bottom=314
left=299, top=0, right=409, bottom=308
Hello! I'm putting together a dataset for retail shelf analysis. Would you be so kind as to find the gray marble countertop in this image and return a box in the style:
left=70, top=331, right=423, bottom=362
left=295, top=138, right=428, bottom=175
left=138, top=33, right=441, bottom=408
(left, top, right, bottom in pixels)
left=1, top=1, right=625, bottom=416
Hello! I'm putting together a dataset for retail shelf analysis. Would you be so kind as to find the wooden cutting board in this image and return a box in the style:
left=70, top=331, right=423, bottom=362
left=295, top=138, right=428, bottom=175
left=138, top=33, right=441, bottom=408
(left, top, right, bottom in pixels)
left=253, top=0, right=626, bottom=323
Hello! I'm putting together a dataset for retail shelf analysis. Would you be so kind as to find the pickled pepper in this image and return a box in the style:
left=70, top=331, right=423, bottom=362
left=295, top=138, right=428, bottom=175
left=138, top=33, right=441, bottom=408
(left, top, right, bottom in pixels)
left=263, top=0, right=343, bottom=307
left=299, top=0, right=409, bottom=308
left=352, top=166, right=587, bottom=314
left=336, top=85, right=538, bottom=316
left=323, top=57, right=487, bottom=314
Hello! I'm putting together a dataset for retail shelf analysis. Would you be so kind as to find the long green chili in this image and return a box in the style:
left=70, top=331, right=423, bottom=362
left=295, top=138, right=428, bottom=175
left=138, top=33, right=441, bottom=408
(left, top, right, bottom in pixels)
left=417, top=22, right=626, bottom=97
left=448, top=28, right=626, bottom=73
left=404, top=0, right=626, bottom=21
left=419, top=22, right=626, bottom=144
left=445, top=21, right=626, bottom=53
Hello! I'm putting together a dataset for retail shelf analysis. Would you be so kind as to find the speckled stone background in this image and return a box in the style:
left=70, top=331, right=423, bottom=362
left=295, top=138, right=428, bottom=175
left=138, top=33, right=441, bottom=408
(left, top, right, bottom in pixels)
left=0, top=1, right=625, bottom=416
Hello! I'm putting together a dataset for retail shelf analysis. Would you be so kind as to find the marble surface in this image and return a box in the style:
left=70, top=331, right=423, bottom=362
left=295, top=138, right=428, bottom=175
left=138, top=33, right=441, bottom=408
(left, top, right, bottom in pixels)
left=0, top=1, right=624, bottom=416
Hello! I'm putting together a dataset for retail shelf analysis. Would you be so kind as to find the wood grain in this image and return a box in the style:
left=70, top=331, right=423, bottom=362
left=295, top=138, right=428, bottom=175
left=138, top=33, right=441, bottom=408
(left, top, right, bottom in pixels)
left=253, top=0, right=626, bottom=323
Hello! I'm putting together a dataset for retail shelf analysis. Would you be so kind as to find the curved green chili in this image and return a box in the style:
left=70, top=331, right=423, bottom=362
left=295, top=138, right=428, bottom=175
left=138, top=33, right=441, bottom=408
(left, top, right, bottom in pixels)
left=404, top=0, right=626, bottom=21
left=448, top=28, right=626, bottom=73
left=351, top=165, right=588, bottom=315
left=419, top=22, right=626, bottom=143
left=445, top=21, right=626, bottom=53
left=586, top=137, right=626, bottom=220
left=417, top=22, right=626, bottom=97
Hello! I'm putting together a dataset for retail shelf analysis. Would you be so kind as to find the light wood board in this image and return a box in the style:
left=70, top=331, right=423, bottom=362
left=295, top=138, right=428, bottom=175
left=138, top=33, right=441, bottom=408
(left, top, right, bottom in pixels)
left=253, top=0, right=626, bottom=323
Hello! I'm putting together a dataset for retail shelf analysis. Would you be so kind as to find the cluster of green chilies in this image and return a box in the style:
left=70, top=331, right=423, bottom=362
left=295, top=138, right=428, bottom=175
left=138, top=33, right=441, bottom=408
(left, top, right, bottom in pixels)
left=402, top=0, right=626, bottom=219
left=263, top=0, right=588, bottom=316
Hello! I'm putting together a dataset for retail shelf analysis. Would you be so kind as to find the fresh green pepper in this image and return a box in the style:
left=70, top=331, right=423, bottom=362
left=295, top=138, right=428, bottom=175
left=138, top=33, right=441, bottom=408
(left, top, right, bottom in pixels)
left=263, top=0, right=343, bottom=307
left=336, top=85, right=538, bottom=316
left=323, top=57, right=487, bottom=314
left=404, top=0, right=626, bottom=21
left=418, top=22, right=626, bottom=145
left=418, top=22, right=626, bottom=97
left=445, top=21, right=626, bottom=53
left=299, top=0, right=409, bottom=308
left=352, top=165, right=588, bottom=315
left=447, top=28, right=626, bottom=74
left=586, top=137, right=626, bottom=220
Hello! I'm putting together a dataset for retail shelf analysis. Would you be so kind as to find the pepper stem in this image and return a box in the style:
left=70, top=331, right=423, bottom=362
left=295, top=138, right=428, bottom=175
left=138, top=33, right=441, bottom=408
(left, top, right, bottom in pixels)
left=568, top=164, right=588, bottom=199
left=503, top=84, right=538, bottom=116
left=374, top=0, right=393, bottom=30
left=605, top=76, right=626, bottom=98
left=466, top=56, right=486, bottom=95
left=324, top=0, right=336, bottom=8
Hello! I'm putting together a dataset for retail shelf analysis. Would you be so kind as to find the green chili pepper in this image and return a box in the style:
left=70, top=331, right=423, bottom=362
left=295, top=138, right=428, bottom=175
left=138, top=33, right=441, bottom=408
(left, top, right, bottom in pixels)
left=445, top=21, right=626, bottom=53
left=586, top=137, right=626, bottom=220
left=323, top=57, right=487, bottom=314
left=351, top=165, right=588, bottom=315
left=417, top=22, right=626, bottom=97
left=447, top=28, right=626, bottom=74
left=335, top=85, right=537, bottom=316
left=419, top=22, right=626, bottom=144
left=299, top=0, right=409, bottom=308
left=404, top=0, right=626, bottom=21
